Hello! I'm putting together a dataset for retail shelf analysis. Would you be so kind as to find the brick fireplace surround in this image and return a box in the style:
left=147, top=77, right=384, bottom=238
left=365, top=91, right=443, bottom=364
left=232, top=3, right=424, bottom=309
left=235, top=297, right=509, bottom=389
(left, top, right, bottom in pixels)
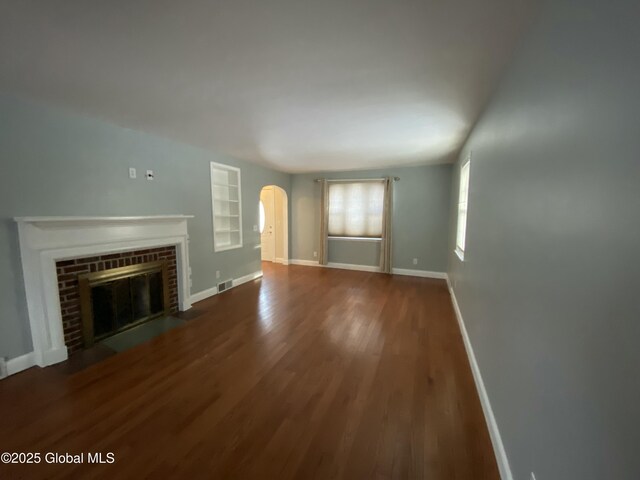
left=57, top=246, right=179, bottom=353
left=13, top=215, right=192, bottom=373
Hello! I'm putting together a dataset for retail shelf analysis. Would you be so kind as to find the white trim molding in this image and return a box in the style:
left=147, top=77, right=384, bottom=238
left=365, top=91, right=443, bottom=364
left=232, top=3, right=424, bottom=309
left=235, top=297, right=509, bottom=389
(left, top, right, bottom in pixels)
left=233, top=270, right=263, bottom=287
left=290, top=260, right=447, bottom=279
left=6, top=352, right=37, bottom=377
left=328, top=262, right=380, bottom=272
left=190, top=286, right=218, bottom=304
left=447, top=279, right=512, bottom=480
left=14, top=215, right=193, bottom=369
left=392, top=268, right=448, bottom=279
left=190, top=270, right=263, bottom=305
left=328, top=236, right=382, bottom=242
left=290, top=259, right=320, bottom=267
left=291, top=259, right=378, bottom=271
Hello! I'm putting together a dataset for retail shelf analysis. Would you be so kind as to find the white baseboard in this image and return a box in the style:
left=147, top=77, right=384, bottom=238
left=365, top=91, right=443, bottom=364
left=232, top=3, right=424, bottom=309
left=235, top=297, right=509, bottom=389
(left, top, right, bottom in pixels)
left=274, top=258, right=289, bottom=265
left=190, top=286, right=218, bottom=304
left=291, top=259, right=379, bottom=272
left=447, top=280, right=512, bottom=480
left=233, top=270, right=264, bottom=287
left=392, top=268, right=448, bottom=279
left=327, top=262, right=380, bottom=272
left=290, top=259, right=319, bottom=267
left=5, top=352, right=37, bottom=377
left=190, top=270, right=263, bottom=305
left=290, top=260, right=447, bottom=279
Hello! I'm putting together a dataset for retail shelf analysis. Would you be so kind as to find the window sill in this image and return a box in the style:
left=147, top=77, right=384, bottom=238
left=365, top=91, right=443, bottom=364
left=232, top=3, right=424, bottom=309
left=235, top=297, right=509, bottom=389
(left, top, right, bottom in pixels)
left=455, top=247, right=465, bottom=261
left=328, top=236, right=382, bottom=242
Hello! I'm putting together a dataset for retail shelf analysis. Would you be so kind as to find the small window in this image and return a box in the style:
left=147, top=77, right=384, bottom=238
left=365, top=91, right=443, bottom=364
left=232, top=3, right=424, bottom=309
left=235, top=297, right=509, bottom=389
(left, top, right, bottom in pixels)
left=328, top=181, right=384, bottom=238
left=455, top=158, right=470, bottom=261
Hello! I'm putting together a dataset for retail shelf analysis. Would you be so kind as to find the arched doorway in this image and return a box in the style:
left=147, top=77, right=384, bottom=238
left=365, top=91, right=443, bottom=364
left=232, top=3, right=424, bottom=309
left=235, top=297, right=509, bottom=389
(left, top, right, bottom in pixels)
left=259, top=185, right=288, bottom=264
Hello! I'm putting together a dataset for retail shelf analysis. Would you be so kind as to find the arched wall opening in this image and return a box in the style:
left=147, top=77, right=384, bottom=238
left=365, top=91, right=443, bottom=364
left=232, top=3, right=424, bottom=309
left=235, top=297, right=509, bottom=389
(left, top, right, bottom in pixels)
left=259, top=185, right=288, bottom=264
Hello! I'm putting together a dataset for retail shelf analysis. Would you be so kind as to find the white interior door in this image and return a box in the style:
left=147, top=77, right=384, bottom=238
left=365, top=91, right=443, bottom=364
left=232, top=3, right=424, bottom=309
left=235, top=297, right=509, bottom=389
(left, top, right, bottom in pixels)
left=260, top=187, right=276, bottom=261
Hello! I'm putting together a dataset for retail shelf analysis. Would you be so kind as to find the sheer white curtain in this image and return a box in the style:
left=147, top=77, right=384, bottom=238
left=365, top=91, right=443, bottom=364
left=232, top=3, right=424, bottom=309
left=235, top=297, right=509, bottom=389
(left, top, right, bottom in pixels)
left=328, top=182, right=384, bottom=238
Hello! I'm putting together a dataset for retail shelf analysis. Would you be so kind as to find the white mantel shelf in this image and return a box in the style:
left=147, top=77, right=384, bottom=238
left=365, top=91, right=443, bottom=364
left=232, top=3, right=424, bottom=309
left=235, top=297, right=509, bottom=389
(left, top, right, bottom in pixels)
left=14, top=215, right=194, bottom=370
left=15, top=215, right=194, bottom=226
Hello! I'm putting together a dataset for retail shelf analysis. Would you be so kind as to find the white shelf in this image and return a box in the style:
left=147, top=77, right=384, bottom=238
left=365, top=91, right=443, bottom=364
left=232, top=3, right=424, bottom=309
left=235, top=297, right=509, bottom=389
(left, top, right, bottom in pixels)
left=214, top=243, right=241, bottom=252
left=210, top=162, right=243, bottom=252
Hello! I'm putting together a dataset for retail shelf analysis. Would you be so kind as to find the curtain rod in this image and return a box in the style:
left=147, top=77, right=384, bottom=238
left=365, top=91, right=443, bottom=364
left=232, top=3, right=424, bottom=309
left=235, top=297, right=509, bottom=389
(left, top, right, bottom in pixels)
left=313, top=177, right=399, bottom=183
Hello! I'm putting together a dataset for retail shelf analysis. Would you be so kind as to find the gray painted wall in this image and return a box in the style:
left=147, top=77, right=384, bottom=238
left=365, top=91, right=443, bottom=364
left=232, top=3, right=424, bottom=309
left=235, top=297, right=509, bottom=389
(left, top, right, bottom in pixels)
left=447, top=0, right=640, bottom=478
left=0, top=95, right=291, bottom=360
left=292, top=166, right=451, bottom=271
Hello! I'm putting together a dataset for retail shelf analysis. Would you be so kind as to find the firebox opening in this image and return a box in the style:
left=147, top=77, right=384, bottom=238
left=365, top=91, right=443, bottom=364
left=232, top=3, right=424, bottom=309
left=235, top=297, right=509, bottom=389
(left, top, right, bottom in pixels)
left=79, top=261, right=170, bottom=347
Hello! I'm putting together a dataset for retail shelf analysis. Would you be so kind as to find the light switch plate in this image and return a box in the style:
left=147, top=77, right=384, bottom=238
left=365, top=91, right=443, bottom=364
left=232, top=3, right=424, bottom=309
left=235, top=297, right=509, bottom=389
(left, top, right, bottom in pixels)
left=146, top=170, right=154, bottom=180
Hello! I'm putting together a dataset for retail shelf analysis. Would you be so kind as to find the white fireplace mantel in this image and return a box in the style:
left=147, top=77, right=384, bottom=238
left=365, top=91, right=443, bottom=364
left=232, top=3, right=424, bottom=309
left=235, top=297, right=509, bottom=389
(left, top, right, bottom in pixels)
left=14, top=215, right=194, bottom=368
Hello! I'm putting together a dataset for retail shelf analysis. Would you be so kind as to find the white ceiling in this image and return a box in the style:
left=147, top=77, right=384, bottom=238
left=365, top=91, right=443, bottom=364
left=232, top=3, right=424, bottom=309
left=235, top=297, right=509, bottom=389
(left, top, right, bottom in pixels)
left=0, top=0, right=537, bottom=172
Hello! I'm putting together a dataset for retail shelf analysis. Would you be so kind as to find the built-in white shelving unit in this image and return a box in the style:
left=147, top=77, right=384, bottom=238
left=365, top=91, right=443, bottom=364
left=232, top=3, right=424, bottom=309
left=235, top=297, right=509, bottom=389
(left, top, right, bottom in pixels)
left=210, top=162, right=243, bottom=252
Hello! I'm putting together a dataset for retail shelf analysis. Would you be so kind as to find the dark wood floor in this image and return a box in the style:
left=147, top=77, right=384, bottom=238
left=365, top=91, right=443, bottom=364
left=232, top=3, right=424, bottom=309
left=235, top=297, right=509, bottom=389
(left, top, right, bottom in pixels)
left=0, top=263, right=498, bottom=480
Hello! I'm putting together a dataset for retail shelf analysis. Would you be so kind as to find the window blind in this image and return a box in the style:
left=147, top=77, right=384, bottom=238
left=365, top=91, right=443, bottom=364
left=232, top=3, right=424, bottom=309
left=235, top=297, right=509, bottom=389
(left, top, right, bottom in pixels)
left=328, top=181, right=384, bottom=238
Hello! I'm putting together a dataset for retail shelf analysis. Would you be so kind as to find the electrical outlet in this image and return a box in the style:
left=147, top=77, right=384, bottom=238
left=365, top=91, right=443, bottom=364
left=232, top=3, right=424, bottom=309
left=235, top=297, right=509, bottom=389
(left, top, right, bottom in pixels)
left=129, top=167, right=137, bottom=179
left=313, top=251, right=317, bottom=258
left=412, top=258, right=418, bottom=265
left=216, top=270, right=220, bottom=279
left=253, top=225, right=258, bottom=232
left=146, top=170, right=154, bottom=180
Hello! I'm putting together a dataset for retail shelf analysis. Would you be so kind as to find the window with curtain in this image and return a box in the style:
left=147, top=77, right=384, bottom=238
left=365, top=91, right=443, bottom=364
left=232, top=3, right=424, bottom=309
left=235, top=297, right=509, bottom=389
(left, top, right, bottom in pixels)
left=328, top=181, right=384, bottom=238
left=456, top=159, right=470, bottom=260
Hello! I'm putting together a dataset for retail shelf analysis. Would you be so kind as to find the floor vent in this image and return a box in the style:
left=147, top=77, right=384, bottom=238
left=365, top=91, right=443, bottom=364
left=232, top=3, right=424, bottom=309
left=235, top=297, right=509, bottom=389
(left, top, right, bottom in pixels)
left=217, top=280, right=233, bottom=293
left=0, top=358, right=7, bottom=379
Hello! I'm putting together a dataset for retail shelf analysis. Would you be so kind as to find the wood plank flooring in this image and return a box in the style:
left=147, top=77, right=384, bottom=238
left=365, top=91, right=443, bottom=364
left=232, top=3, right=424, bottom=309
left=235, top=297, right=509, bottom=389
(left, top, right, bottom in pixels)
left=0, top=263, right=498, bottom=479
